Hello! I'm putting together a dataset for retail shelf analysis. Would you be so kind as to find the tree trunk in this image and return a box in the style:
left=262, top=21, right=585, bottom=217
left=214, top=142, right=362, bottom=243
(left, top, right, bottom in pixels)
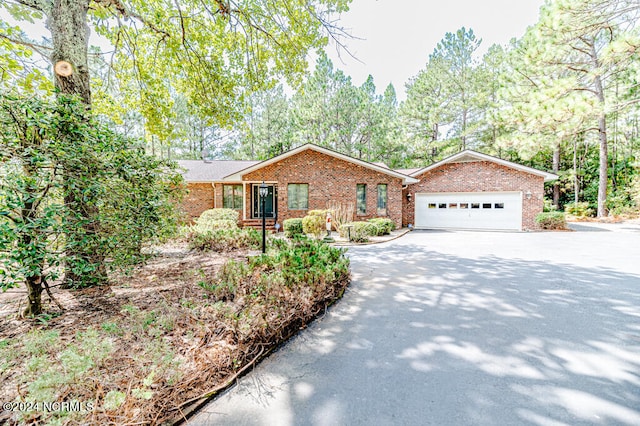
left=49, top=0, right=92, bottom=105
left=49, top=0, right=106, bottom=287
left=23, top=275, right=44, bottom=317
left=573, top=137, right=579, bottom=204
left=552, top=142, right=561, bottom=208
left=589, top=41, right=608, bottom=218
left=597, top=111, right=608, bottom=217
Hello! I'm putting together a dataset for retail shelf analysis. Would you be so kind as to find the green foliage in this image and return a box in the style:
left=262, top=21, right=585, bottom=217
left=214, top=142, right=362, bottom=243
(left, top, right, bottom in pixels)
left=565, top=202, right=594, bottom=218
left=543, top=198, right=557, bottom=212
left=0, top=327, right=113, bottom=421
left=197, top=208, right=240, bottom=224
left=283, top=218, right=304, bottom=238
left=367, top=218, right=396, bottom=235
left=302, top=213, right=325, bottom=238
left=235, top=54, right=406, bottom=167
left=0, top=94, right=183, bottom=314
left=535, top=212, right=567, bottom=230
left=249, top=238, right=350, bottom=289
left=338, top=222, right=379, bottom=242
left=188, top=228, right=261, bottom=252
left=200, top=260, right=249, bottom=301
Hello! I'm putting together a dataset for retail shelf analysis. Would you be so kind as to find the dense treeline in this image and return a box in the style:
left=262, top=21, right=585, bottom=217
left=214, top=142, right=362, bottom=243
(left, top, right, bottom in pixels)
left=166, top=0, right=640, bottom=216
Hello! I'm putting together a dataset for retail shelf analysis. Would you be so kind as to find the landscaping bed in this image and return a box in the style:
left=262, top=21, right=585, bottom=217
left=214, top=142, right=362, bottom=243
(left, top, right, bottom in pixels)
left=0, top=238, right=350, bottom=425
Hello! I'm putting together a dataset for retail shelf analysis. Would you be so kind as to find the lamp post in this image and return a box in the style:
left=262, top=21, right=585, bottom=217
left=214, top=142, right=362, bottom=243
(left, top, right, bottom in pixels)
left=259, top=181, right=268, bottom=254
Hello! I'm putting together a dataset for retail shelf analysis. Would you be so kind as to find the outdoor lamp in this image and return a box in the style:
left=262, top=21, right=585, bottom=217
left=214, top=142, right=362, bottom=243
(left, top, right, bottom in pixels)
left=525, top=190, right=532, bottom=200
left=259, top=181, right=268, bottom=253
left=406, top=193, right=412, bottom=202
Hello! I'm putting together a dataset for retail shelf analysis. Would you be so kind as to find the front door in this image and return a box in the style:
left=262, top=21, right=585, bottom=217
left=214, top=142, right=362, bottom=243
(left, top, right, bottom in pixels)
left=252, top=184, right=276, bottom=218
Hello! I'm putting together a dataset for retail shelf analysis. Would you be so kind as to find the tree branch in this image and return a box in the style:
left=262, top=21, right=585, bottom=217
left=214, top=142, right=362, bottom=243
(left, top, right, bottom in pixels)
left=0, top=32, right=52, bottom=59
left=11, top=0, right=52, bottom=14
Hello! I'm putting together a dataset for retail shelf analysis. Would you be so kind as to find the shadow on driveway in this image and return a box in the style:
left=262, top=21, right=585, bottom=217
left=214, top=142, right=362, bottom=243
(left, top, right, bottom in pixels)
left=191, top=240, right=640, bottom=425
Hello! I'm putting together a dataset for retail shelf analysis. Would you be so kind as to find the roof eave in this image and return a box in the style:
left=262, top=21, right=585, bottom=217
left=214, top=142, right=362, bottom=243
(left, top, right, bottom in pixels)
left=223, top=144, right=420, bottom=184
left=411, top=150, right=559, bottom=182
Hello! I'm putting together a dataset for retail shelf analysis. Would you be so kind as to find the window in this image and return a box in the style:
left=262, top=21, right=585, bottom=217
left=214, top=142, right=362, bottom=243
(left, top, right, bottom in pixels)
left=377, top=184, right=388, bottom=215
left=357, top=184, right=367, bottom=215
left=223, top=184, right=243, bottom=209
left=438, top=203, right=447, bottom=209
left=471, top=203, right=480, bottom=209
left=449, top=203, right=458, bottom=209
left=287, top=184, right=308, bottom=210
left=460, top=203, right=469, bottom=209
left=494, top=203, right=504, bottom=209
left=428, top=203, right=437, bottom=209
left=483, top=203, right=492, bottom=209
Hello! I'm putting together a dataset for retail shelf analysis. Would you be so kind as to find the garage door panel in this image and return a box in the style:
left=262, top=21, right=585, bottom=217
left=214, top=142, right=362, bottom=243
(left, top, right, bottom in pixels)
left=415, top=192, right=522, bottom=231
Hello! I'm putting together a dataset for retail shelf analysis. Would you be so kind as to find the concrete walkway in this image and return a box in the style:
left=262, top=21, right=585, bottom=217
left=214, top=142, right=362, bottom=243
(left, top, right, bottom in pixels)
left=190, top=225, right=640, bottom=425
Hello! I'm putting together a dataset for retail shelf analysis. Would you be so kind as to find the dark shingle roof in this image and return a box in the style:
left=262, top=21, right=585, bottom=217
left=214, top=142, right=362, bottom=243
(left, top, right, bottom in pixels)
left=177, top=160, right=260, bottom=182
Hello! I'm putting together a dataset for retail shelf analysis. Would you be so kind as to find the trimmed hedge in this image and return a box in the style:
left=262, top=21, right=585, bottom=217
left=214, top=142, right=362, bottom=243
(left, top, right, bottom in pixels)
left=302, top=214, right=325, bottom=237
left=339, top=221, right=378, bottom=242
left=188, top=228, right=261, bottom=251
left=283, top=218, right=304, bottom=238
left=195, top=209, right=239, bottom=232
left=535, top=212, right=567, bottom=230
left=368, top=218, right=395, bottom=235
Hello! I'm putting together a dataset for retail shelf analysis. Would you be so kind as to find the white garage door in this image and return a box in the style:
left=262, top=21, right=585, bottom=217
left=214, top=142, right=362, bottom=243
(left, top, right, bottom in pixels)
left=414, top=192, right=522, bottom=231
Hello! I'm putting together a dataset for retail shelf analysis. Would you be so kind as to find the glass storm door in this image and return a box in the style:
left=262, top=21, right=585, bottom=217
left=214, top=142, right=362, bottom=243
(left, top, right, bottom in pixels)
left=253, top=184, right=275, bottom=218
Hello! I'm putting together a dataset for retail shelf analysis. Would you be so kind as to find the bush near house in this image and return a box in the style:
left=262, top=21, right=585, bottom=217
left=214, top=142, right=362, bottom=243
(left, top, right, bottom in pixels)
left=338, top=221, right=378, bottom=242
left=368, top=218, right=396, bottom=235
left=196, top=209, right=240, bottom=230
left=302, top=211, right=326, bottom=238
left=188, top=228, right=261, bottom=251
left=283, top=218, right=304, bottom=238
left=535, top=212, right=567, bottom=230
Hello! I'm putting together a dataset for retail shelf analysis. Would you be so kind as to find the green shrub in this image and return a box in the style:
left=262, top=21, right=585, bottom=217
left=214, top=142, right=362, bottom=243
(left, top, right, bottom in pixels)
left=368, top=218, right=396, bottom=235
left=188, top=228, right=260, bottom=251
left=195, top=209, right=239, bottom=232
left=302, top=214, right=325, bottom=238
left=200, top=260, right=249, bottom=301
left=565, top=202, right=593, bottom=217
left=283, top=218, right=304, bottom=238
left=543, top=198, right=557, bottom=212
left=535, top=212, right=567, bottom=230
left=250, top=238, right=349, bottom=288
left=338, top=221, right=378, bottom=242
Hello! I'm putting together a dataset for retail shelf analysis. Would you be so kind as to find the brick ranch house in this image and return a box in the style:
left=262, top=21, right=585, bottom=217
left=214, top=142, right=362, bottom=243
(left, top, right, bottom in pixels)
left=178, top=144, right=557, bottom=231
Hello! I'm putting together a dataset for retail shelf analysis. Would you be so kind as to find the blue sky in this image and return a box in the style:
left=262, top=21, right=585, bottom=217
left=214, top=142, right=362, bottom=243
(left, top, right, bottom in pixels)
left=326, top=0, right=545, bottom=99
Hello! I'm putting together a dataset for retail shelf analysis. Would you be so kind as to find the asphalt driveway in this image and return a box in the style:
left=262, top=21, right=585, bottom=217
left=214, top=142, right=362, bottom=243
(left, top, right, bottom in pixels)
left=190, top=223, right=640, bottom=425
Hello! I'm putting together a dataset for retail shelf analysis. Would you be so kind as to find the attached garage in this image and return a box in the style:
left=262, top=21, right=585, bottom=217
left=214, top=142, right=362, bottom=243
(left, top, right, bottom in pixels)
left=414, top=192, right=522, bottom=231
left=401, top=150, right=558, bottom=231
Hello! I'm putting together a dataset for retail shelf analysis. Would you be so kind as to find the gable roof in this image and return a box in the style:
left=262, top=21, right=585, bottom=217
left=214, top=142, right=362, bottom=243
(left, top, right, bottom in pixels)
left=223, top=144, right=420, bottom=184
left=177, top=160, right=259, bottom=182
left=409, top=150, right=558, bottom=182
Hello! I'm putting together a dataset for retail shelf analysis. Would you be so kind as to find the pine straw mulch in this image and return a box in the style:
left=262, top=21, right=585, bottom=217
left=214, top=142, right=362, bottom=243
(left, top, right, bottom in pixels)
left=0, top=242, right=350, bottom=425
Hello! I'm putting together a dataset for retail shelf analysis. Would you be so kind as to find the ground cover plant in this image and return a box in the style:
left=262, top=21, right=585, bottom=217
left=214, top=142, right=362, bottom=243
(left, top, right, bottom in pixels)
left=0, top=235, right=349, bottom=425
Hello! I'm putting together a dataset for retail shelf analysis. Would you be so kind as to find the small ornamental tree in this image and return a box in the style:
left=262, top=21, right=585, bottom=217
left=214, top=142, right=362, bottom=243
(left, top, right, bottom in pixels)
left=0, top=94, right=183, bottom=316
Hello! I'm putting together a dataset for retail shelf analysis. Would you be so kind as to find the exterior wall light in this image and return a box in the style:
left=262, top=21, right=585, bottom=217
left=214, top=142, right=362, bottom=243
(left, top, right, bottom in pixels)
left=525, top=190, right=532, bottom=200
left=406, top=193, right=412, bottom=202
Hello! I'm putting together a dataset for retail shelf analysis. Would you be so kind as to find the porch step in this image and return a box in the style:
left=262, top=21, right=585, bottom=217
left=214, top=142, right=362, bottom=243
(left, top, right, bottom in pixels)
left=242, top=219, right=278, bottom=231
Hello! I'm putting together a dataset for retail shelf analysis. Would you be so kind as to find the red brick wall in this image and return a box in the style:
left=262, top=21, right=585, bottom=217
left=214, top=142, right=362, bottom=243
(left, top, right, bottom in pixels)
left=243, top=150, right=404, bottom=228
left=182, top=183, right=214, bottom=220
left=402, top=161, right=544, bottom=231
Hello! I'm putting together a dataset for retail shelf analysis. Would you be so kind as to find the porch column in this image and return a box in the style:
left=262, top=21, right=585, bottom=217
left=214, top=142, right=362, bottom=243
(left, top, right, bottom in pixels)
left=243, top=182, right=247, bottom=221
